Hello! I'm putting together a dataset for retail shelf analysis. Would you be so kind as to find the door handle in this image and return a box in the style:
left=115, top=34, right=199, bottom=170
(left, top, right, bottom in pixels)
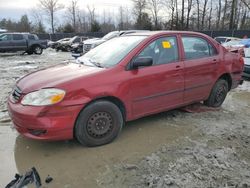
left=212, top=59, right=218, bottom=64
left=176, top=65, right=181, bottom=69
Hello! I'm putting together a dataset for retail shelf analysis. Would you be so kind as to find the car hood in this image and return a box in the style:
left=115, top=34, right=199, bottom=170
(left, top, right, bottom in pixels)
left=17, top=63, right=104, bottom=93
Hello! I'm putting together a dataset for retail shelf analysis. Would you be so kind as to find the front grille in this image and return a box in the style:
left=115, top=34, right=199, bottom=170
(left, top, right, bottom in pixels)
left=83, top=44, right=92, bottom=52
left=11, top=86, right=22, bottom=102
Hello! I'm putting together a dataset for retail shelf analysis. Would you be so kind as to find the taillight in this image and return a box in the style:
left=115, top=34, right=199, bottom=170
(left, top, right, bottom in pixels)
left=239, top=56, right=244, bottom=67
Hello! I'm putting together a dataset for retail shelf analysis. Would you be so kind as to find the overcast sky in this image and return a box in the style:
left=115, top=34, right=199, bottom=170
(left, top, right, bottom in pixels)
left=0, top=0, right=133, bottom=20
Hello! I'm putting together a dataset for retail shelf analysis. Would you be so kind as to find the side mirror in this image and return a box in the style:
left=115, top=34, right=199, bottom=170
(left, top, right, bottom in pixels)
left=130, top=57, right=153, bottom=69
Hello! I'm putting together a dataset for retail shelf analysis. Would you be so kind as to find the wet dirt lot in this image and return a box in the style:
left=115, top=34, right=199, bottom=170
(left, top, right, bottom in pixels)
left=0, top=50, right=250, bottom=187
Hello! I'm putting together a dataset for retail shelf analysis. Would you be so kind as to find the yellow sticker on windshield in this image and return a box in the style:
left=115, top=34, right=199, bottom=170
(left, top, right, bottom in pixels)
left=162, top=41, right=171, bottom=48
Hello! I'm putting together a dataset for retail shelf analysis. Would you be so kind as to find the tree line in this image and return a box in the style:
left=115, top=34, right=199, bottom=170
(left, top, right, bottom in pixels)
left=0, top=0, right=250, bottom=34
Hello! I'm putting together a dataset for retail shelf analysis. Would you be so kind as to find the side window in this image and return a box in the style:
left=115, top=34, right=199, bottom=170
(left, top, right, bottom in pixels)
left=138, top=37, right=179, bottom=65
left=209, top=43, right=217, bottom=56
left=74, top=37, right=80, bottom=43
left=0, top=34, right=12, bottom=41
left=182, top=37, right=216, bottom=60
left=28, top=35, right=35, bottom=40
left=13, top=34, right=24, bottom=40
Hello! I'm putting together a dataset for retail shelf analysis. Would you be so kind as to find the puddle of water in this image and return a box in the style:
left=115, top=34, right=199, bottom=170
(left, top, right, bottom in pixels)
left=0, top=126, right=18, bottom=186
left=0, top=113, right=193, bottom=187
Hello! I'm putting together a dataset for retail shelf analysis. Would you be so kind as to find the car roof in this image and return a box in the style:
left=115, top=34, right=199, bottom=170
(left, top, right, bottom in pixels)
left=215, top=36, right=240, bottom=39
left=124, top=30, right=210, bottom=37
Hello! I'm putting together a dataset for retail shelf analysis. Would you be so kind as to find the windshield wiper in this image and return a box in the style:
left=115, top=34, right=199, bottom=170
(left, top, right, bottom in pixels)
left=77, top=57, right=104, bottom=68
left=89, top=60, right=104, bottom=68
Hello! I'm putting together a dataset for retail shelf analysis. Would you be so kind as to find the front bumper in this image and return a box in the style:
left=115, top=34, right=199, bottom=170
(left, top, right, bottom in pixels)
left=7, top=99, right=83, bottom=141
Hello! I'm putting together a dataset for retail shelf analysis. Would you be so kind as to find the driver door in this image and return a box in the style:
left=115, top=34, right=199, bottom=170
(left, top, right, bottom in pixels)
left=128, top=36, right=184, bottom=119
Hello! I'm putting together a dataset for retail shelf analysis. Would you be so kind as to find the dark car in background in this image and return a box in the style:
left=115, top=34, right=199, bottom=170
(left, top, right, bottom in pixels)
left=55, top=36, right=88, bottom=52
left=0, top=33, right=47, bottom=55
left=48, top=38, right=71, bottom=49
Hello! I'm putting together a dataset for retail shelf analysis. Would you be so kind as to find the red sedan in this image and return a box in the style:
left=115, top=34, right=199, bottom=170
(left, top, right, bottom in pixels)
left=8, top=31, right=244, bottom=146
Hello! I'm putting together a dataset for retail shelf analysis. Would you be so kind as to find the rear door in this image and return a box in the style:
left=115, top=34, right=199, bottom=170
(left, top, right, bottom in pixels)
left=128, top=36, right=184, bottom=118
left=181, top=36, right=219, bottom=103
left=12, top=34, right=27, bottom=51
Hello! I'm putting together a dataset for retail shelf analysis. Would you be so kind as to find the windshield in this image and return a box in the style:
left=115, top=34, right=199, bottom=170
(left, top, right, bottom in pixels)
left=102, top=32, right=119, bottom=40
left=78, top=36, right=147, bottom=68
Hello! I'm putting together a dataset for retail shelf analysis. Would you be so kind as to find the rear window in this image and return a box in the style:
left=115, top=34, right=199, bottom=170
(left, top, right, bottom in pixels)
left=13, top=34, right=24, bottom=40
left=182, top=36, right=217, bottom=60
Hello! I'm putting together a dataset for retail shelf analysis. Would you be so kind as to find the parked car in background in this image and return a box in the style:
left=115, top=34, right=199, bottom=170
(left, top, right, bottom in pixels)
left=243, top=47, right=250, bottom=79
left=214, top=36, right=240, bottom=44
left=0, top=33, right=47, bottom=55
left=222, top=39, right=244, bottom=53
left=48, top=38, right=71, bottom=49
left=8, top=31, right=244, bottom=146
left=55, top=36, right=88, bottom=52
left=72, top=30, right=150, bottom=58
left=222, top=39, right=250, bottom=79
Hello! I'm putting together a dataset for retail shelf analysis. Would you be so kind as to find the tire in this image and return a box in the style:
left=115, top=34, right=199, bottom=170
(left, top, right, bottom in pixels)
left=75, top=100, right=123, bottom=147
left=33, top=46, right=43, bottom=55
left=66, top=46, right=71, bottom=52
left=204, top=79, right=229, bottom=107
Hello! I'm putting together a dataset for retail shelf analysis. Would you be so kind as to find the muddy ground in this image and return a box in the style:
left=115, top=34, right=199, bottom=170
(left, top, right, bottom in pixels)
left=0, top=50, right=250, bottom=188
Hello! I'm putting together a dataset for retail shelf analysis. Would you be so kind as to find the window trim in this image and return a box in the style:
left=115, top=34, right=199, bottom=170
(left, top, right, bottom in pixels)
left=128, top=35, right=181, bottom=70
left=181, top=35, right=218, bottom=61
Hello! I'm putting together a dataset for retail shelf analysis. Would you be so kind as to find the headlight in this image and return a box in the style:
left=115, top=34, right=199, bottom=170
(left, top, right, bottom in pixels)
left=21, top=88, right=66, bottom=106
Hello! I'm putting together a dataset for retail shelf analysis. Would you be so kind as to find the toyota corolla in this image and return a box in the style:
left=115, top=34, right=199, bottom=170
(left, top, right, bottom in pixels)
left=8, top=31, right=244, bottom=146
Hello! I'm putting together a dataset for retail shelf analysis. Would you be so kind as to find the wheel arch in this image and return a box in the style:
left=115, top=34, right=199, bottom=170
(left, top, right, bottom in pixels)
left=73, top=96, right=127, bottom=138
left=218, top=73, right=232, bottom=91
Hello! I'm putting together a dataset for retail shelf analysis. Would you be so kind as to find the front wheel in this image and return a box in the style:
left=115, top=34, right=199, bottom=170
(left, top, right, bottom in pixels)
left=75, top=100, right=123, bottom=147
left=204, top=79, right=229, bottom=107
left=33, top=46, right=43, bottom=55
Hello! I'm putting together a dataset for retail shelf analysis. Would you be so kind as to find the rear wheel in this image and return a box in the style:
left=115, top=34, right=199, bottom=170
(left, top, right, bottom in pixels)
left=75, top=100, right=123, bottom=147
left=204, top=79, right=228, bottom=107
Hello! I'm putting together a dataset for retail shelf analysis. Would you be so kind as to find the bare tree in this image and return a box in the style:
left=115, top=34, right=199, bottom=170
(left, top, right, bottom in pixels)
left=186, top=0, right=193, bottom=29
left=87, top=5, right=96, bottom=24
left=181, top=0, right=185, bottom=29
left=118, top=6, right=125, bottom=30
left=201, top=0, right=209, bottom=29
left=147, top=0, right=162, bottom=29
left=229, top=0, right=237, bottom=29
left=67, top=0, right=78, bottom=30
left=196, top=0, right=200, bottom=30
left=208, top=0, right=213, bottom=30
left=216, top=0, right=222, bottom=29
left=221, top=0, right=228, bottom=29
left=38, top=0, right=64, bottom=34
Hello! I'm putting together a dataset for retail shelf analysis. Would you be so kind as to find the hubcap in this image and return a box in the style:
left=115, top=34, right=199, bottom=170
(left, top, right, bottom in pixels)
left=86, top=112, right=113, bottom=139
left=35, top=47, right=42, bottom=54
